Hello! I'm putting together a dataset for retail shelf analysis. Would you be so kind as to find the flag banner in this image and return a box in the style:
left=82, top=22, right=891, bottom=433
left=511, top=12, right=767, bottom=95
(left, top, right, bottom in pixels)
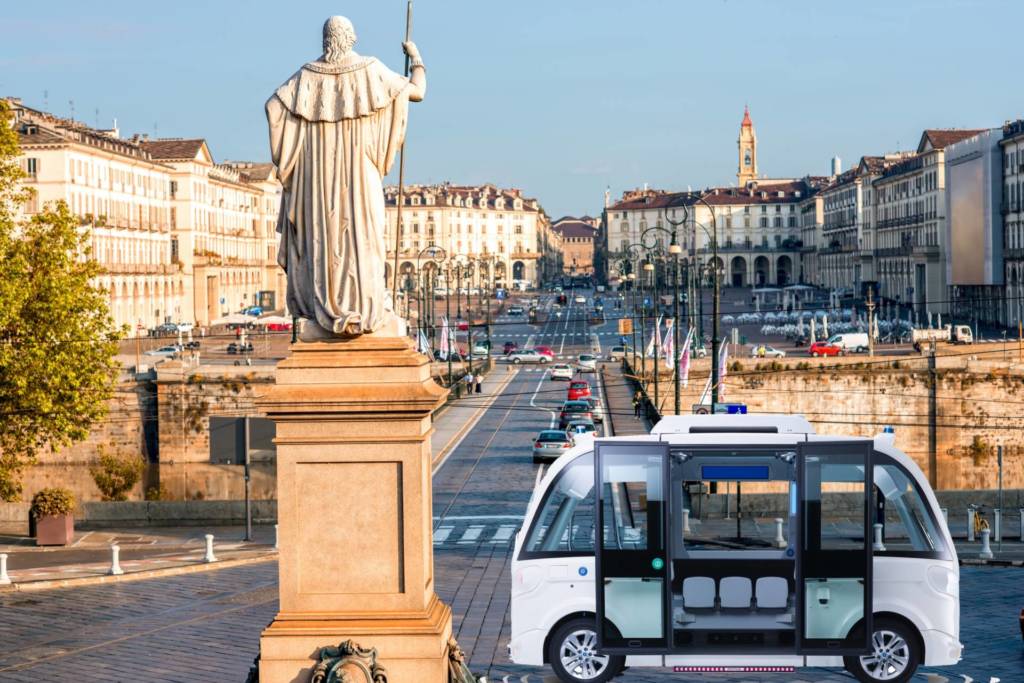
left=645, top=315, right=662, bottom=358
left=439, top=316, right=450, bottom=356
left=679, top=327, right=693, bottom=388
left=717, top=341, right=729, bottom=399
left=662, top=318, right=675, bottom=366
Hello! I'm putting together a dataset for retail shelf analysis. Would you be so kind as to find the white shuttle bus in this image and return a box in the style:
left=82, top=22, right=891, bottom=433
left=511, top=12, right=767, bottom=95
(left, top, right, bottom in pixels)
left=510, top=415, right=961, bottom=683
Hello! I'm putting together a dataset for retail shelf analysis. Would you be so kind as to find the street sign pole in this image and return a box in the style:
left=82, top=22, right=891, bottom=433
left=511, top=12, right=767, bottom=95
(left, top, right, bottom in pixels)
left=243, top=415, right=252, bottom=542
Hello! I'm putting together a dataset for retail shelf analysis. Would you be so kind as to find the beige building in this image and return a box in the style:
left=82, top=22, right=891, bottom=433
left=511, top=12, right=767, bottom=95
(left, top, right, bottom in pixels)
left=383, top=183, right=561, bottom=288
left=6, top=97, right=284, bottom=330
left=1003, top=120, right=1024, bottom=326
left=872, top=129, right=983, bottom=316
left=551, top=216, right=597, bottom=275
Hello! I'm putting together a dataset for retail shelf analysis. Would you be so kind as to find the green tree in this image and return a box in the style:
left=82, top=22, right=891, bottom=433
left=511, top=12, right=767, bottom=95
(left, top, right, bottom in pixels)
left=90, top=446, right=146, bottom=502
left=0, top=100, right=122, bottom=500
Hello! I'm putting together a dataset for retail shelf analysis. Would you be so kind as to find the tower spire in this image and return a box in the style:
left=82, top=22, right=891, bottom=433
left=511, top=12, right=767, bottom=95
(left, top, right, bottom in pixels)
left=737, top=104, right=758, bottom=185
left=741, top=104, right=752, bottom=127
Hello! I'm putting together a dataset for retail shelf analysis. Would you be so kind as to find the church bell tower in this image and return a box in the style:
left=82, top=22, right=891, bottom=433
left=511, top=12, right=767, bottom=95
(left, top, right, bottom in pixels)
left=737, top=105, right=758, bottom=187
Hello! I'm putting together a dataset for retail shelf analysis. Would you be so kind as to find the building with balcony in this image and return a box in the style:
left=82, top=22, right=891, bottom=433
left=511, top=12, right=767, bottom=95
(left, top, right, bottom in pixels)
left=383, top=183, right=560, bottom=288
left=872, top=129, right=984, bottom=316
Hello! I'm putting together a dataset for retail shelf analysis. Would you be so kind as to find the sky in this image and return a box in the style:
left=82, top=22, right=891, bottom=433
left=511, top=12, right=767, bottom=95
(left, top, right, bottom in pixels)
left=3, top=0, right=1022, bottom=218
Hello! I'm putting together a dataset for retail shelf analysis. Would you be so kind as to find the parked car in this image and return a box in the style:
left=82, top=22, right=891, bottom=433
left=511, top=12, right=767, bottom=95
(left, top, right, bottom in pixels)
left=559, top=400, right=593, bottom=428
left=566, top=419, right=597, bottom=436
left=265, top=321, right=292, bottom=332
left=532, top=430, right=574, bottom=463
left=607, top=345, right=630, bottom=361
left=503, top=341, right=519, bottom=355
left=457, top=320, right=470, bottom=332
left=471, top=345, right=490, bottom=359
left=154, top=322, right=179, bottom=336
left=574, top=295, right=586, bottom=304
left=576, top=353, right=598, bottom=372
left=508, top=349, right=549, bottom=364
left=550, top=364, right=574, bottom=381
left=175, top=322, right=195, bottom=334
left=750, top=344, right=787, bottom=358
left=693, top=344, right=709, bottom=359
left=827, top=332, right=869, bottom=353
left=227, top=342, right=254, bottom=355
left=144, top=344, right=180, bottom=357
left=508, top=305, right=525, bottom=316
left=809, top=341, right=842, bottom=357
left=567, top=380, right=591, bottom=401
left=241, top=306, right=263, bottom=317
left=534, top=345, right=555, bottom=359
left=182, top=340, right=201, bottom=350
left=581, top=396, right=604, bottom=423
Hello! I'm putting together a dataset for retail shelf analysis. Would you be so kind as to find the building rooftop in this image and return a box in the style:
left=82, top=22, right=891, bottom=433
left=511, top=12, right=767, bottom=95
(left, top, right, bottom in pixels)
left=552, top=220, right=597, bottom=239
left=918, top=128, right=986, bottom=152
left=140, top=138, right=207, bottom=161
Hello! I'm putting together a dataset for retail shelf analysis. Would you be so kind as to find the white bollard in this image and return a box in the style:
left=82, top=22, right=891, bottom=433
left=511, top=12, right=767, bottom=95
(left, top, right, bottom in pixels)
left=1019, top=509, right=1024, bottom=542
left=872, top=523, right=886, bottom=552
left=0, top=553, right=10, bottom=585
left=993, top=509, right=1002, bottom=543
left=978, top=528, right=993, bottom=560
left=967, top=508, right=975, bottom=542
left=682, top=508, right=691, bottom=535
left=108, top=543, right=124, bottom=576
left=274, top=523, right=279, bottom=550
left=773, top=518, right=787, bottom=548
left=204, top=534, right=217, bottom=563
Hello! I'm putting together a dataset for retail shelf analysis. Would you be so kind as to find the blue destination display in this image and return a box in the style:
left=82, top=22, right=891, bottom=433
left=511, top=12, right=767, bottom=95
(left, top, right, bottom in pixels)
left=701, top=465, right=770, bottom=481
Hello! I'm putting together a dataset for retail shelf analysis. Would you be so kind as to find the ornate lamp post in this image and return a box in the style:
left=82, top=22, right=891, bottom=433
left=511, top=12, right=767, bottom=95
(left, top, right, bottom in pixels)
left=691, top=194, right=721, bottom=406
left=417, top=245, right=446, bottom=357
left=664, top=201, right=688, bottom=415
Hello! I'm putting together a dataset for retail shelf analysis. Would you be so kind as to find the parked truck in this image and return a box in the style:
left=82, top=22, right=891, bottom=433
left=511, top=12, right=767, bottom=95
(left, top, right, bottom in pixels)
left=911, top=324, right=973, bottom=351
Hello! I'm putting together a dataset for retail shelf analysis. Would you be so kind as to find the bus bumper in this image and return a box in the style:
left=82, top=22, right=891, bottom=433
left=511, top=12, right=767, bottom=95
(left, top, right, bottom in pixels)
left=509, top=628, right=546, bottom=666
left=922, top=629, right=963, bottom=666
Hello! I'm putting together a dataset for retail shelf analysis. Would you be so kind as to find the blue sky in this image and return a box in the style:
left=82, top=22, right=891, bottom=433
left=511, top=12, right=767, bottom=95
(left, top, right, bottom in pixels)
left=3, top=0, right=1021, bottom=218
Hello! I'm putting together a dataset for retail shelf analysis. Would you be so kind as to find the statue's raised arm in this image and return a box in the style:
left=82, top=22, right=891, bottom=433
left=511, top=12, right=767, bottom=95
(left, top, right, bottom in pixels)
left=267, top=16, right=425, bottom=339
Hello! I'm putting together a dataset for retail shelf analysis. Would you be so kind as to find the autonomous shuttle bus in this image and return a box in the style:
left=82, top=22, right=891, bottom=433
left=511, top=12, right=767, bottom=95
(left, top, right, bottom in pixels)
left=510, top=415, right=961, bottom=683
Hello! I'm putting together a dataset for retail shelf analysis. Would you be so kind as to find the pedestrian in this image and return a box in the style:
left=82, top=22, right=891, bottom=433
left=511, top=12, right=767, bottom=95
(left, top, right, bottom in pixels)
left=632, top=390, right=642, bottom=420
left=475, top=373, right=482, bottom=394
left=464, top=372, right=474, bottom=396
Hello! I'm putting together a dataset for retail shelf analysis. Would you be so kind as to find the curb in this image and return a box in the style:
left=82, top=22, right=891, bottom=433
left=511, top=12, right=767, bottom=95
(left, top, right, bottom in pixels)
left=432, top=366, right=518, bottom=471
left=960, top=558, right=1024, bottom=567
left=0, top=552, right=277, bottom=593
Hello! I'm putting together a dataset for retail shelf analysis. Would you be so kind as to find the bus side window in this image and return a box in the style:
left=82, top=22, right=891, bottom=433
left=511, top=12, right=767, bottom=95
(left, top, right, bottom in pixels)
left=524, top=453, right=596, bottom=554
left=873, top=461, right=944, bottom=553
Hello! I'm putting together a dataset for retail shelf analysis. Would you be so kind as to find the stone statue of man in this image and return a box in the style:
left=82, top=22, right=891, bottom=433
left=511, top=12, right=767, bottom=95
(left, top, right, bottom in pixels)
left=266, top=16, right=426, bottom=338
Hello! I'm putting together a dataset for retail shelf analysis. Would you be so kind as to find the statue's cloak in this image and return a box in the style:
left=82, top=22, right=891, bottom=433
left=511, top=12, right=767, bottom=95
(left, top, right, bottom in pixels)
left=267, top=56, right=410, bottom=334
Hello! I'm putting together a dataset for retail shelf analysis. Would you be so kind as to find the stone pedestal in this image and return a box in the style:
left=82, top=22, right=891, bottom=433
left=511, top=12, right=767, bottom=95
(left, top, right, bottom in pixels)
left=257, top=335, right=452, bottom=682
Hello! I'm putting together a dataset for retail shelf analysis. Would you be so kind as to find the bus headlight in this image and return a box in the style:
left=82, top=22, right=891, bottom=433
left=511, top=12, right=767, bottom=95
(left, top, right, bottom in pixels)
left=927, top=565, right=959, bottom=598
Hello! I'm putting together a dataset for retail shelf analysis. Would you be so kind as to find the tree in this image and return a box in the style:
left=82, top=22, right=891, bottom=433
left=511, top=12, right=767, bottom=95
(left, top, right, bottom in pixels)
left=0, top=100, right=122, bottom=500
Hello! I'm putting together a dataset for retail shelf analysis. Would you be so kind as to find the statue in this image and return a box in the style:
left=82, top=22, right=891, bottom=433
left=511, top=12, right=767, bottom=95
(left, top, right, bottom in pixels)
left=267, top=16, right=426, bottom=338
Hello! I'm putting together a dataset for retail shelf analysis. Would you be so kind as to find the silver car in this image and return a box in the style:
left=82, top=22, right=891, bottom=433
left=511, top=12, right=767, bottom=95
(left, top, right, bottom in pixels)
left=508, top=349, right=548, bottom=364
left=532, top=430, right=574, bottom=462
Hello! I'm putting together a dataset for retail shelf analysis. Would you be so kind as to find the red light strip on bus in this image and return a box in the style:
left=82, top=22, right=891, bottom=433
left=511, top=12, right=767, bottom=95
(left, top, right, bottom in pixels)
left=673, top=666, right=796, bottom=673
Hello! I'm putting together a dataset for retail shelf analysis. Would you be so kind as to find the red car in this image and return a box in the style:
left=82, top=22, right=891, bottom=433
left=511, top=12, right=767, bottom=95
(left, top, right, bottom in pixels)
left=265, top=322, right=292, bottom=332
left=567, top=380, right=591, bottom=401
left=534, top=345, right=555, bottom=359
left=457, top=320, right=469, bottom=331
left=809, top=341, right=842, bottom=357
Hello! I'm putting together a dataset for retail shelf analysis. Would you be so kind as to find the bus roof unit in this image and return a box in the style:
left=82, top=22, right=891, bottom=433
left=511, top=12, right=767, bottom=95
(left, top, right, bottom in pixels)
left=651, top=414, right=815, bottom=436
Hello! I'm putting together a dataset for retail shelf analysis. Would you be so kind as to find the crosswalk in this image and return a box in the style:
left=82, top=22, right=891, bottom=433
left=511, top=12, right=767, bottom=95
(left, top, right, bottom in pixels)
left=432, top=519, right=522, bottom=547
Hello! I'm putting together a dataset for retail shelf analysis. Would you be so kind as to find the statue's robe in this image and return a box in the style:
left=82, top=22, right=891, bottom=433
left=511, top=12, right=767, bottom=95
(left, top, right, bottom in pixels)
left=267, top=55, right=409, bottom=334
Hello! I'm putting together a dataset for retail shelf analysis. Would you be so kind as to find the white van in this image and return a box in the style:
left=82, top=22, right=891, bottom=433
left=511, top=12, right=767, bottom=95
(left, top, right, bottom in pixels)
left=827, top=332, right=869, bottom=353
left=510, top=414, right=960, bottom=683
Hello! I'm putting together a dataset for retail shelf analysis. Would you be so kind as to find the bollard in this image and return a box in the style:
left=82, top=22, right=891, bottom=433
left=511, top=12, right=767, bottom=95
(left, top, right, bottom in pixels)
left=979, top=528, right=993, bottom=560
left=108, top=543, right=124, bottom=576
left=682, top=508, right=691, bottom=535
left=772, top=518, right=787, bottom=548
left=872, top=524, right=886, bottom=552
left=1020, top=509, right=1024, bottom=542
left=967, top=508, right=975, bottom=542
left=204, top=534, right=217, bottom=563
left=0, top=553, right=10, bottom=585
left=994, top=509, right=1002, bottom=543
left=274, top=524, right=279, bottom=550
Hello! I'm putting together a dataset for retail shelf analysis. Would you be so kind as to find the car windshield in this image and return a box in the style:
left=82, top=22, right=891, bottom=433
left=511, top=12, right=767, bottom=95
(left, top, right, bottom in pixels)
left=563, top=401, right=590, bottom=410
left=571, top=382, right=587, bottom=388
left=538, top=431, right=569, bottom=442
left=579, top=355, right=595, bottom=361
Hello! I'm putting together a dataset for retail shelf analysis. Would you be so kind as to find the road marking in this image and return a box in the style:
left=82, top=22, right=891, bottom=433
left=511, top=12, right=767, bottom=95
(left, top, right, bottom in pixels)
left=558, top=333, right=566, bottom=355
left=457, top=525, right=485, bottom=544
left=530, top=368, right=557, bottom=428
left=433, top=527, right=453, bottom=544
left=490, top=525, right=516, bottom=544
left=432, top=514, right=524, bottom=521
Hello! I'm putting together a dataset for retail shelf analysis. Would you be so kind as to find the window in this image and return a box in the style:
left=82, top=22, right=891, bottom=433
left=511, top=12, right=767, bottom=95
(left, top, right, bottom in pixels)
left=26, top=158, right=39, bottom=176
left=874, top=458, right=945, bottom=554
left=523, top=452, right=596, bottom=554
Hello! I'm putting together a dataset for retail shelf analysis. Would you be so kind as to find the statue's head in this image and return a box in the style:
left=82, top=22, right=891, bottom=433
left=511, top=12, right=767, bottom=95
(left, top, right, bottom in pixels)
left=322, top=16, right=357, bottom=63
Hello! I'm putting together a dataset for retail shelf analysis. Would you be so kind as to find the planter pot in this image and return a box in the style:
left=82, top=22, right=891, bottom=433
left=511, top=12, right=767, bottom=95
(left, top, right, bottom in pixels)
left=35, top=514, right=74, bottom=546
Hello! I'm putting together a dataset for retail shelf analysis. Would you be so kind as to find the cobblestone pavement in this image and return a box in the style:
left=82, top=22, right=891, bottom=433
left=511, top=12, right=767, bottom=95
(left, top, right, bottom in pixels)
left=2, top=292, right=1022, bottom=682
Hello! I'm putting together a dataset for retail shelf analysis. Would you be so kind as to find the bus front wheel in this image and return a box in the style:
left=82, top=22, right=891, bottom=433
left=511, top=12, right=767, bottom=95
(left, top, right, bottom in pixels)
left=547, top=617, right=624, bottom=683
left=844, top=616, right=921, bottom=683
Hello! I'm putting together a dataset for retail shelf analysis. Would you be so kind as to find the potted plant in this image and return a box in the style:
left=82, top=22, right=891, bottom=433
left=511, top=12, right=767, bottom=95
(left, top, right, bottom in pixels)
left=30, top=487, right=76, bottom=546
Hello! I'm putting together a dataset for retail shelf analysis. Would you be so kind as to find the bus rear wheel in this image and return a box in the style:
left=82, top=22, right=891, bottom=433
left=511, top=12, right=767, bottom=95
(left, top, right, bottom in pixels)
left=844, top=617, right=921, bottom=683
left=547, top=617, right=624, bottom=683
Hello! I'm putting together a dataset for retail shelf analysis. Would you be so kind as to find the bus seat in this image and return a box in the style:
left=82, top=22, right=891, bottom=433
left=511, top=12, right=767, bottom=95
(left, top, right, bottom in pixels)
left=755, top=577, right=789, bottom=610
left=682, top=577, right=715, bottom=609
left=719, top=576, right=753, bottom=609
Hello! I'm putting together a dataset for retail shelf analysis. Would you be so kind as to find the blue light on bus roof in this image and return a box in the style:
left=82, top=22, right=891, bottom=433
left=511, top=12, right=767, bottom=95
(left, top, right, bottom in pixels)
left=701, top=465, right=770, bottom=481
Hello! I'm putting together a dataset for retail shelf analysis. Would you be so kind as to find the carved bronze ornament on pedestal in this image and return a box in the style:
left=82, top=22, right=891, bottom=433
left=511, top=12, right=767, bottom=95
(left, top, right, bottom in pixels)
left=310, top=640, right=387, bottom=683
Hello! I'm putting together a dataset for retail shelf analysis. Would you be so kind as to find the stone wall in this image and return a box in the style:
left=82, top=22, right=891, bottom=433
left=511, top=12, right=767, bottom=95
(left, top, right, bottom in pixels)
left=641, top=350, right=1024, bottom=490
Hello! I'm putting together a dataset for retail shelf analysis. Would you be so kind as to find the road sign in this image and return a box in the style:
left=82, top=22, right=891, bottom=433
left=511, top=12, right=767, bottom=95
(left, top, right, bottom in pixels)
left=692, top=403, right=747, bottom=415
left=618, top=318, right=633, bottom=335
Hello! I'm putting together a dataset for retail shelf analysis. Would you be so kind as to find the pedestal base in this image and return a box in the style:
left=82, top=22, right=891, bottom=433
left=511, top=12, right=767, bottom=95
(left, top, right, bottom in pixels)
left=259, top=595, right=452, bottom=682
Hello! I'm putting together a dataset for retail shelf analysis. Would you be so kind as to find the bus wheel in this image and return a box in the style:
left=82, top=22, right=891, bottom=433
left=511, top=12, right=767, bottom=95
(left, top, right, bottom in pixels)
left=547, top=617, right=624, bottom=683
left=844, top=617, right=921, bottom=683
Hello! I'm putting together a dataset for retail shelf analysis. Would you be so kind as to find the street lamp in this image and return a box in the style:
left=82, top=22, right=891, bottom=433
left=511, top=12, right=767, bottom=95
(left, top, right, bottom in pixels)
left=691, top=194, right=721, bottom=406
left=417, top=245, right=446, bottom=358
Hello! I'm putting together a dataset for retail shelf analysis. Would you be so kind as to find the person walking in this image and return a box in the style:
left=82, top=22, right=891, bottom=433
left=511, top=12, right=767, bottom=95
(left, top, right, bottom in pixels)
left=463, top=372, right=474, bottom=397
left=475, top=373, right=482, bottom=394
left=632, top=390, right=643, bottom=420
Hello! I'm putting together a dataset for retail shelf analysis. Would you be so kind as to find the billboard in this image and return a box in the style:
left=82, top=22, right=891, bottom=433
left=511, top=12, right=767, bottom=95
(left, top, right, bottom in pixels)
left=945, top=129, right=1003, bottom=286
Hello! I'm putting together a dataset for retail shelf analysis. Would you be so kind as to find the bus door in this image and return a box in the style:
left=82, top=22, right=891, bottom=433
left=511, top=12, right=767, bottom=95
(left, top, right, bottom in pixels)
left=594, top=441, right=670, bottom=653
left=796, top=441, right=873, bottom=655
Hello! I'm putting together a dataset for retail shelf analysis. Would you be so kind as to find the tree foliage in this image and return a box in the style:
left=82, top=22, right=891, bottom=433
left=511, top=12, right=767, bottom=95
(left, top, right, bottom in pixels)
left=90, top=446, right=145, bottom=501
left=0, top=100, right=122, bottom=500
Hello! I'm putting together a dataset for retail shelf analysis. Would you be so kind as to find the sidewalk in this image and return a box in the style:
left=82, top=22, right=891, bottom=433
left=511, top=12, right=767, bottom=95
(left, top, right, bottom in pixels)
left=601, top=360, right=653, bottom=437
left=430, top=362, right=518, bottom=470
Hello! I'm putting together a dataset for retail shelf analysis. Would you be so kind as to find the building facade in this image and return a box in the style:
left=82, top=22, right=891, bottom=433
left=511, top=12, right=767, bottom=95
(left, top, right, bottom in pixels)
left=1003, top=120, right=1024, bottom=327
left=551, top=216, right=597, bottom=275
left=383, top=183, right=561, bottom=288
left=7, top=98, right=284, bottom=330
